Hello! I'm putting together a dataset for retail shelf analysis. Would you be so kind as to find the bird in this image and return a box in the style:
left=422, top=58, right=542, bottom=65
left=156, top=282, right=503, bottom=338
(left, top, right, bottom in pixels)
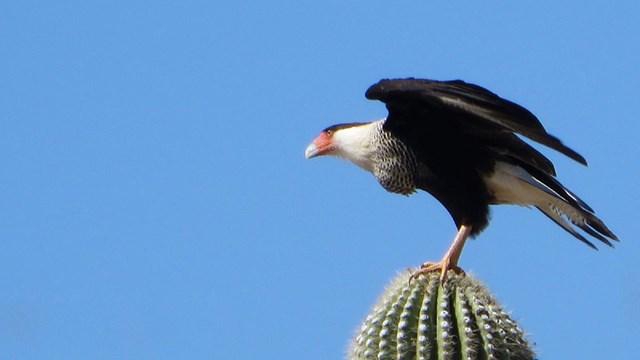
left=305, top=78, right=618, bottom=280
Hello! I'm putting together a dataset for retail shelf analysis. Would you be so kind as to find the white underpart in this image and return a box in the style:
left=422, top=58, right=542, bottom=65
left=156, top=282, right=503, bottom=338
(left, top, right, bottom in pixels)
left=485, top=161, right=588, bottom=228
left=485, top=162, right=548, bottom=205
left=331, top=120, right=383, bottom=173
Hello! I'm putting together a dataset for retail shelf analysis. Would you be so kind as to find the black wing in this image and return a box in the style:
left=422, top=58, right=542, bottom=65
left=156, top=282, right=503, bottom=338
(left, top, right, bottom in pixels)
left=365, top=78, right=587, bottom=169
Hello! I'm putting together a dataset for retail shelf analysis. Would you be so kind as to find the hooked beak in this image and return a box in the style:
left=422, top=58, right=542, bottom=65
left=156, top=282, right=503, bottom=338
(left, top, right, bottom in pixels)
left=305, top=143, right=319, bottom=159
left=305, top=131, right=332, bottom=159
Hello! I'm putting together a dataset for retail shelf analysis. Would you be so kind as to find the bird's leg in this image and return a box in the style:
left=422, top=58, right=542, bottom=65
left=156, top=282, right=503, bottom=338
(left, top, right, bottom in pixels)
left=411, top=224, right=473, bottom=282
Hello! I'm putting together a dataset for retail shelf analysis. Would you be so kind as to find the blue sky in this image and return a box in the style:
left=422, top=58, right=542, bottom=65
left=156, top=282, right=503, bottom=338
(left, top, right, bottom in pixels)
left=1, top=1, right=638, bottom=359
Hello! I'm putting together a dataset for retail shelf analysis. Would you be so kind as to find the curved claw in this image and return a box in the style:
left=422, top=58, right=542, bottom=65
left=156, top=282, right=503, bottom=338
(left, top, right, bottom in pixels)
left=410, top=225, right=473, bottom=283
left=410, top=261, right=466, bottom=283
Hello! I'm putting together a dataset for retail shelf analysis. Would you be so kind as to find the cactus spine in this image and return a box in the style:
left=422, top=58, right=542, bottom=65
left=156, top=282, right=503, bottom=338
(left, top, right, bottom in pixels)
left=349, top=271, right=535, bottom=360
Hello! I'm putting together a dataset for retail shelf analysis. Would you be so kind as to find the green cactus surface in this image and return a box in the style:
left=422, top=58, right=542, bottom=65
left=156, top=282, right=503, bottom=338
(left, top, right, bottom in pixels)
left=349, top=271, right=535, bottom=360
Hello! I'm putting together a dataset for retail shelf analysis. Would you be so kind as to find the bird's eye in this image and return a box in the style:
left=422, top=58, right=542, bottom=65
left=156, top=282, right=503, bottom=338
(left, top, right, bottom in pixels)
left=326, top=129, right=333, bottom=135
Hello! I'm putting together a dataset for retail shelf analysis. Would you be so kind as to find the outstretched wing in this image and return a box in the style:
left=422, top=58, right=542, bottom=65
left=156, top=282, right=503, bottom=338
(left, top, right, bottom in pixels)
left=365, top=78, right=587, bottom=168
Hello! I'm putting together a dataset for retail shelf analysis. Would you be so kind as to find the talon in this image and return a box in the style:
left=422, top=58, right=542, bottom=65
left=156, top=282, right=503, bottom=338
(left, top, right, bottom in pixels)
left=411, top=261, right=465, bottom=283
left=410, top=225, right=472, bottom=283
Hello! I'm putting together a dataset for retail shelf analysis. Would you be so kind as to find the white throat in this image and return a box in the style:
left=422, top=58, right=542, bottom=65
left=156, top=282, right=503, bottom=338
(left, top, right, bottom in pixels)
left=332, top=120, right=383, bottom=173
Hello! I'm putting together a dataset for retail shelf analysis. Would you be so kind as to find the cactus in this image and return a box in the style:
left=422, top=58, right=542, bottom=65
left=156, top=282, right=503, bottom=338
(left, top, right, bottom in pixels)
left=349, top=271, right=535, bottom=360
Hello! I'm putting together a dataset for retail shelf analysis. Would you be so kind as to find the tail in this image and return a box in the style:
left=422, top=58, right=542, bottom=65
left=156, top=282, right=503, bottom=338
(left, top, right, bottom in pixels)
left=487, top=161, right=619, bottom=248
left=536, top=199, right=618, bottom=249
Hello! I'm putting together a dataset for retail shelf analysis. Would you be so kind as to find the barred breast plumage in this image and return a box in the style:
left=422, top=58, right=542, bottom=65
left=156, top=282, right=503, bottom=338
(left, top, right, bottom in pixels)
left=370, top=121, right=418, bottom=195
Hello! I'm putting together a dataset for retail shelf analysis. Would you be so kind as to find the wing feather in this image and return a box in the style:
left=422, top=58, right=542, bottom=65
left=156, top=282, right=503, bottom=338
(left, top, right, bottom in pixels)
left=365, top=78, right=587, bottom=166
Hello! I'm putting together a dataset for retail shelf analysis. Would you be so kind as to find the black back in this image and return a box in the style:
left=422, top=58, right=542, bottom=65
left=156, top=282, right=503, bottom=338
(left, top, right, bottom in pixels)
left=365, top=78, right=587, bottom=234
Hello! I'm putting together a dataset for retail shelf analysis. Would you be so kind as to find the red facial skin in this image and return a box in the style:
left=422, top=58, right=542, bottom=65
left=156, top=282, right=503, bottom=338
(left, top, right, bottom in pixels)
left=310, top=130, right=335, bottom=157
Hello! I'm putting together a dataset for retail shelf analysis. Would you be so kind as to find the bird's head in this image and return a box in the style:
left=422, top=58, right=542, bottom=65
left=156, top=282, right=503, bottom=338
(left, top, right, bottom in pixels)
left=305, top=121, right=380, bottom=172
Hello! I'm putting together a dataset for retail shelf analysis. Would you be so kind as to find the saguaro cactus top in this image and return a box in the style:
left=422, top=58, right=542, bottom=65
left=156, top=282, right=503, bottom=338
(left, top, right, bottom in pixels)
left=349, top=271, right=535, bottom=360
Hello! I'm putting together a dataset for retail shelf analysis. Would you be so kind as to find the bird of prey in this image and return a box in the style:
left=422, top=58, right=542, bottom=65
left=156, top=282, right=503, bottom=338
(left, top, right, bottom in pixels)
left=305, top=78, right=617, bottom=280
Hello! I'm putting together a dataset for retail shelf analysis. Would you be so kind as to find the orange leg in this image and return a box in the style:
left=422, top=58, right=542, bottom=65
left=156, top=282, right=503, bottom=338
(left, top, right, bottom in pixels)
left=411, top=224, right=473, bottom=282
